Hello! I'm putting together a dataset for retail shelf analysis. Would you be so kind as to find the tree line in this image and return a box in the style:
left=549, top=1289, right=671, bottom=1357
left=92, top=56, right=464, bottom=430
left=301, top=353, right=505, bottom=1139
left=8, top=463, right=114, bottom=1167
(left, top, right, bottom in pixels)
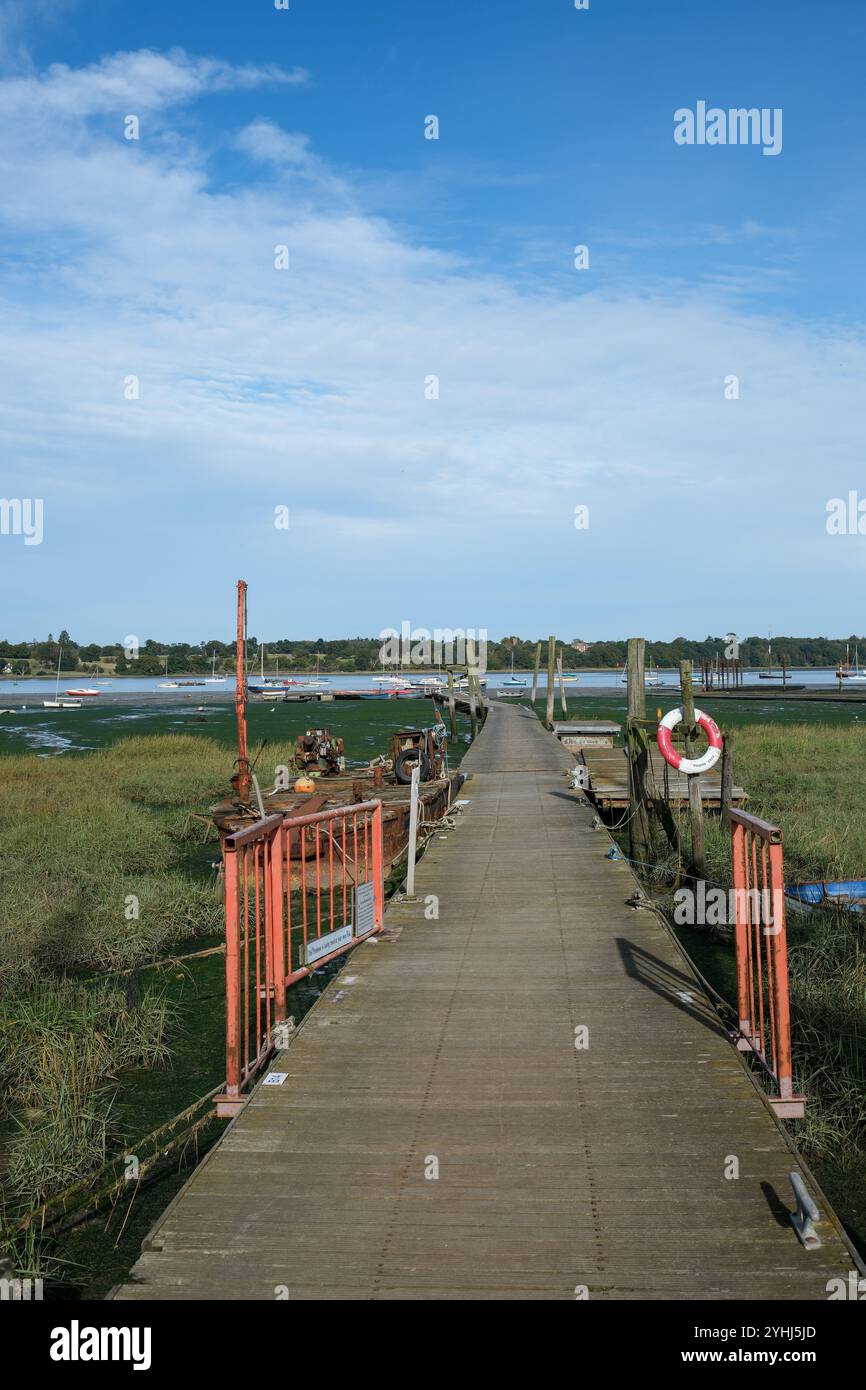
left=1, top=632, right=862, bottom=675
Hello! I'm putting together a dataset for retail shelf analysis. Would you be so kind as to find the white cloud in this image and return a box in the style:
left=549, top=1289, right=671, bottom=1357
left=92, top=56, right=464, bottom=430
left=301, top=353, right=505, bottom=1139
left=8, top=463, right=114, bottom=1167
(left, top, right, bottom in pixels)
left=0, top=47, right=307, bottom=119
left=236, top=120, right=314, bottom=169
left=0, top=47, right=864, bottom=638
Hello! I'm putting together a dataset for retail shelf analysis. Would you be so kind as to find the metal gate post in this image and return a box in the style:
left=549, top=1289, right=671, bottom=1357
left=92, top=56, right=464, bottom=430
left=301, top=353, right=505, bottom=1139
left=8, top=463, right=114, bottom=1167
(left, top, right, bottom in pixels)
left=217, top=843, right=242, bottom=1116
left=372, top=801, right=384, bottom=927
left=269, top=820, right=287, bottom=1022
left=768, top=839, right=794, bottom=1103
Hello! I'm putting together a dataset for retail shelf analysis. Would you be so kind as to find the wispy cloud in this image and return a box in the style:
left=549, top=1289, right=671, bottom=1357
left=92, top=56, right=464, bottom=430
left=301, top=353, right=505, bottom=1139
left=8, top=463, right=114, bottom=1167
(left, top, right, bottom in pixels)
left=0, top=47, right=864, bottom=638
left=0, top=46, right=307, bottom=119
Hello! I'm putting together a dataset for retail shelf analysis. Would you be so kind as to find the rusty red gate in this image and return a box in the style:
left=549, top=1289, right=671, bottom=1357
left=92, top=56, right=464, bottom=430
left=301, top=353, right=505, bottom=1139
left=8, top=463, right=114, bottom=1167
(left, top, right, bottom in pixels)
left=729, top=808, right=803, bottom=1118
left=216, top=800, right=384, bottom=1115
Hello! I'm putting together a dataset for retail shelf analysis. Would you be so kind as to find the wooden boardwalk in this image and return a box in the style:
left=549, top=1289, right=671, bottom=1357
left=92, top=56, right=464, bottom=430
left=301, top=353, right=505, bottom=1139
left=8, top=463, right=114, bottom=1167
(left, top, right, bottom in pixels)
left=581, top=743, right=747, bottom=811
left=115, top=704, right=856, bottom=1300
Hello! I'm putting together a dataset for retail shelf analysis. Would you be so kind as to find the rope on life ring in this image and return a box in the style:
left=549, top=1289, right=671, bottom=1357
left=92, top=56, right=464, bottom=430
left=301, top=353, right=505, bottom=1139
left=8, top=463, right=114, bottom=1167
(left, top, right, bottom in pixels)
left=657, top=706, right=722, bottom=776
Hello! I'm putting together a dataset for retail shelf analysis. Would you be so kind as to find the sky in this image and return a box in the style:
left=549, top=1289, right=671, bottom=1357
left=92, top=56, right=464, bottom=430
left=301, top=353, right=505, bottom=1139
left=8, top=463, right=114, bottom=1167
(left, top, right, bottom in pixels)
left=1, top=0, right=865, bottom=644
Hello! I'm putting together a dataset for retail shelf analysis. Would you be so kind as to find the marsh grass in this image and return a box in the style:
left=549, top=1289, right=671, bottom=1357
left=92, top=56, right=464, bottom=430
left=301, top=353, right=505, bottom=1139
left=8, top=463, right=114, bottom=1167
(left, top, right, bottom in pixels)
left=633, top=722, right=866, bottom=1190
left=0, top=733, right=263, bottom=982
left=0, top=976, right=174, bottom=1210
left=0, top=734, right=231, bottom=1224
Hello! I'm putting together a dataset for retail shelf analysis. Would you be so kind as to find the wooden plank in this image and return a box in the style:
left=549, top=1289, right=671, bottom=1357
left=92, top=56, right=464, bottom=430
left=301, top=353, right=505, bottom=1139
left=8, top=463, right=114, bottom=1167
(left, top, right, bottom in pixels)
left=113, top=704, right=854, bottom=1302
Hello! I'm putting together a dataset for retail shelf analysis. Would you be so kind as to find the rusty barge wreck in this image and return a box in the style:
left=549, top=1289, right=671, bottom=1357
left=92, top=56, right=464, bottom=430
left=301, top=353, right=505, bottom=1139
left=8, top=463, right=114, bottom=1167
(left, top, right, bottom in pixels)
left=211, top=720, right=464, bottom=886
left=212, top=581, right=470, bottom=886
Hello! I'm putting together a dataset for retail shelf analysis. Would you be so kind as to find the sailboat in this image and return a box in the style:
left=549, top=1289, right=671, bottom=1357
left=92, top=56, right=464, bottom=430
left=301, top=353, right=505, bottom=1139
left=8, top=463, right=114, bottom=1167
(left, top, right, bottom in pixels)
left=758, top=638, right=783, bottom=679
left=43, top=647, right=82, bottom=708
left=157, top=655, right=178, bottom=689
left=501, top=644, right=526, bottom=687
left=840, top=643, right=866, bottom=681
left=299, top=652, right=331, bottom=689
left=204, top=650, right=226, bottom=684
left=620, top=659, right=660, bottom=686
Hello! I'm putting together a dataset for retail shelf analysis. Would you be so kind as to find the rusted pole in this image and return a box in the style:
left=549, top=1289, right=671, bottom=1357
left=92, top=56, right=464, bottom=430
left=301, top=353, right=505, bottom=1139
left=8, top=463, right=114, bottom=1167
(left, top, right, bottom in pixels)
left=235, top=580, right=251, bottom=803
left=679, top=659, right=706, bottom=876
left=545, top=635, right=556, bottom=728
left=531, top=642, right=541, bottom=706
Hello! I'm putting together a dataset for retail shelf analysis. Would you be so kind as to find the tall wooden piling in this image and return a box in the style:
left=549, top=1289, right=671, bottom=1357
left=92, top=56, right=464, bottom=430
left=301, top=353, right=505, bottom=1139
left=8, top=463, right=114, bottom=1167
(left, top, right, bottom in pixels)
left=447, top=669, right=457, bottom=741
left=467, top=639, right=479, bottom=740
left=720, top=730, right=735, bottom=827
left=545, top=635, right=556, bottom=728
left=531, top=642, right=542, bottom=705
left=626, top=638, right=650, bottom=865
left=679, top=659, right=706, bottom=876
left=557, top=650, right=568, bottom=718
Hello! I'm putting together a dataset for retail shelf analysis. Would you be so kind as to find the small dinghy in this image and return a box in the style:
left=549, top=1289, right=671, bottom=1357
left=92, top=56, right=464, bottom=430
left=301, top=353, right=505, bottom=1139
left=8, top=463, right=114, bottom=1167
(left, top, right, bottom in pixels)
left=786, top=881, right=866, bottom=913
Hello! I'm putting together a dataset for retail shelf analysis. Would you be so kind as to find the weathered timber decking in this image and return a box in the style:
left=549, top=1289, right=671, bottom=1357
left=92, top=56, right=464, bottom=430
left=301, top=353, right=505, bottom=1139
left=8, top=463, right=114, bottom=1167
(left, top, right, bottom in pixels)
left=115, top=703, right=855, bottom=1300
left=581, top=742, right=747, bottom=810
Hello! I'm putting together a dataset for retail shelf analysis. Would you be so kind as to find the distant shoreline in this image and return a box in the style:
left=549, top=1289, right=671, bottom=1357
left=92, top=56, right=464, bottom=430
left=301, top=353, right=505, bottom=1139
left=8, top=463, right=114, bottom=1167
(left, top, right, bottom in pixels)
left=0, top=664, right=850, bottom=681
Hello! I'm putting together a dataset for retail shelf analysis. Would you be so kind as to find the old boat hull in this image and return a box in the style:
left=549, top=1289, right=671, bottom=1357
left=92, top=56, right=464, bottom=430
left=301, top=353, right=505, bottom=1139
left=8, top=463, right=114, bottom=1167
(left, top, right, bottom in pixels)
left=212, top=769, right=463, bottom=886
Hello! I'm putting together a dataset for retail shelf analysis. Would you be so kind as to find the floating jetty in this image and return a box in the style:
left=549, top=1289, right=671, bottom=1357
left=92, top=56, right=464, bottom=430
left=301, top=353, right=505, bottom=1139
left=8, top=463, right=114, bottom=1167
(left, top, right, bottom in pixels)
left=579, top=741, right=747, bottom=812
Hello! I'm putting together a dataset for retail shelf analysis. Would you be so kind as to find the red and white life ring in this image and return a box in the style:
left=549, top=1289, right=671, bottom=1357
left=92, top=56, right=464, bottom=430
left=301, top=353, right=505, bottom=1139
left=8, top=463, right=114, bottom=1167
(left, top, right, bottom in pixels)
left=657, top=706, right=722, bottom=775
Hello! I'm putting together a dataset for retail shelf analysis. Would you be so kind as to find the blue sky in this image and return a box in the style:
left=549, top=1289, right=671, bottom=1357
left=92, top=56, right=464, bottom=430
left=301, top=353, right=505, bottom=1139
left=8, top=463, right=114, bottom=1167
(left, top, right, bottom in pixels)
left=1, top=0, right=865, bottom=643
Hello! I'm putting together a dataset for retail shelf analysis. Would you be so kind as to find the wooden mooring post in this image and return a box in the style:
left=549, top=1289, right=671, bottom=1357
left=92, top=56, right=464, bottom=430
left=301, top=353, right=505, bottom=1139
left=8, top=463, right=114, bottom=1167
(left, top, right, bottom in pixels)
left=447, top=669, right=457, bottom=741
left=720, top=730, right=735, bottom=826
left=467, top=640, right=479, bottom=740
left=556, top=649, right=568, bottom=718
left=545, top=635, right=556, bottom=728
left=679, top=659, right=706, bottom=876
left=626, top=638, right=650, bottom=866
left=531, top=642, right=541, bottom=705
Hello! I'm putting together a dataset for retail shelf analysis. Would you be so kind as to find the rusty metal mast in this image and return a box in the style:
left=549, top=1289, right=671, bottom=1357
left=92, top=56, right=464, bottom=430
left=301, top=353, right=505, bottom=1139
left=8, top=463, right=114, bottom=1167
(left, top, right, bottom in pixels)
left=235, top=580, right=251, bottom=804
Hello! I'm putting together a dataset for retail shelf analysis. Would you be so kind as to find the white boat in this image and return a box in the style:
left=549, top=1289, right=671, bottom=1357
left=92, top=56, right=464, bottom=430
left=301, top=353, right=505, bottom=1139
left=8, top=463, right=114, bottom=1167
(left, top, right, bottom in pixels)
left=205, top=650, right=226, bottom=684
left=620, top=662, right=661, bottom=686
left=839, top=643, right=866, bottom=680
left=43, top=646, right=82, bottom=709
left=295, top=653, right=331, bottom=688
left=157, top=654, right=178, bottom=689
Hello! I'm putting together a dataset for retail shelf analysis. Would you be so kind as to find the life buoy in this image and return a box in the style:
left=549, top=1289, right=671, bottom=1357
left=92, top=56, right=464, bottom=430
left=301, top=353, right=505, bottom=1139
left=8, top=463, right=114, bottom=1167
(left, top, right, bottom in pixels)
left=657, top=706, right=722, bottom=775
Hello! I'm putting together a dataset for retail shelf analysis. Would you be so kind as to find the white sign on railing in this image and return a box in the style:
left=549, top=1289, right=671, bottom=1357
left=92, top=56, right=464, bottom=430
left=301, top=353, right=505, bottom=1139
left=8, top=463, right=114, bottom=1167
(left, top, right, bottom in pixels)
left=304, top=924, right=353, bottom=966
left=354, top=880, right=376, bottom=937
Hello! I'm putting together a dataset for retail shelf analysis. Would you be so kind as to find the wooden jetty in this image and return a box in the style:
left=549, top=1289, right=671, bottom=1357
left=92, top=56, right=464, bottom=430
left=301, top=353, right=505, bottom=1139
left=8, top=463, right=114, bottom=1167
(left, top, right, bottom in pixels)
left=581, top=742, right=747, bottom=812
left=114, top=703, right=856, bottom=1300
left=701, top=687, right=866, bottom=703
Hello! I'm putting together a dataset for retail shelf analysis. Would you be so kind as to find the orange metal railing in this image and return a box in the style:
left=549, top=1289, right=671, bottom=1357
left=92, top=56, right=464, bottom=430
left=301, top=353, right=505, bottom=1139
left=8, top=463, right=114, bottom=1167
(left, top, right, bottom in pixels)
left=729, top=808, right=804, bottom=1118
left=216, top=800, right=384, bottom=1115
